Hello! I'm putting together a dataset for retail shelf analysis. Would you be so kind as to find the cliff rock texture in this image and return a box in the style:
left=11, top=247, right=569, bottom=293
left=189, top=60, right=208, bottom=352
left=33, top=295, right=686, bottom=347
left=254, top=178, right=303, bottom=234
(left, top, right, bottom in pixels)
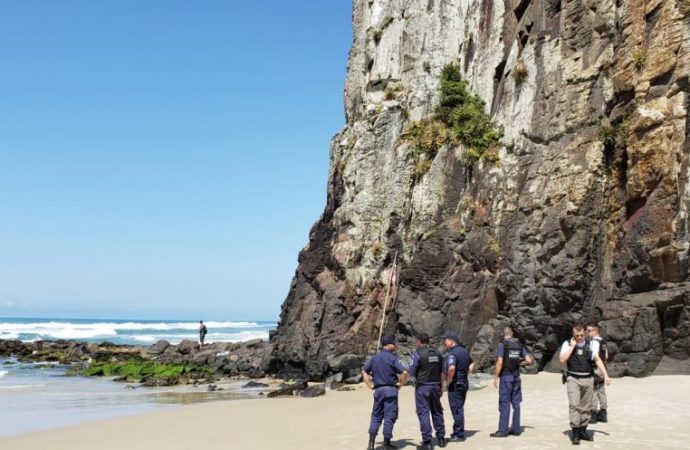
left=267, top=0, right=690, bottom=380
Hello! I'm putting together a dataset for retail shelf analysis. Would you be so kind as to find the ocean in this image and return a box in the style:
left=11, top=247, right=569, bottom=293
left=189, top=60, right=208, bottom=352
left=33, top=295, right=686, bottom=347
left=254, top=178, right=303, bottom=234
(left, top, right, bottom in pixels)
left=0, top=317, right=274, bottom=345
left=0, top=317, right=275, bottom=437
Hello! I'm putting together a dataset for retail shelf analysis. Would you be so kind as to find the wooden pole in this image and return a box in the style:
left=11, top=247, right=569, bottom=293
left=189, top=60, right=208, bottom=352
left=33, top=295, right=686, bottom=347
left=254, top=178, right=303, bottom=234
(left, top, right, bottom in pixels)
left=376, top=252, right=398, bottom=352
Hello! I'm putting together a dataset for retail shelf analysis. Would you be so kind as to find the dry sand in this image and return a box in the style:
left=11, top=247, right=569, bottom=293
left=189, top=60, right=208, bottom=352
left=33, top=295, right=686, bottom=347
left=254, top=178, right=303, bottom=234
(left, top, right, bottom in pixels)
left=2, top=373, right=688, bottom=450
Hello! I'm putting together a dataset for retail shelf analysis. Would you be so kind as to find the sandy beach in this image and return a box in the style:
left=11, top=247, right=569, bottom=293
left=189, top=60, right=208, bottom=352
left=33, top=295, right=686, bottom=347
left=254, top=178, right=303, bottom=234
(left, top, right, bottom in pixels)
left=1, top=373, right=688, bottom=450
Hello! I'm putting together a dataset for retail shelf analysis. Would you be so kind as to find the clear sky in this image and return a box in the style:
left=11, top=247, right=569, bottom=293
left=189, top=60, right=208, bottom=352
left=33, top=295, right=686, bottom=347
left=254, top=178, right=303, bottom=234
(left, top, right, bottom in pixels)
left=0, top=1, right=352, bottom=321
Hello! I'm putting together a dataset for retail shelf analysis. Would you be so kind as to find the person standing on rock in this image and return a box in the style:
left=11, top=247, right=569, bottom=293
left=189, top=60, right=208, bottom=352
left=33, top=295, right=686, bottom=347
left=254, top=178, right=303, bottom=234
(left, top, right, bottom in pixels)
left=559, top=324, right=611, bottom=445
left=490, top=325, right=534, bottom=438
left=442, top=331, right=474, bottom=442
left=362, top=335, right=409, bottom=450
left=587, top=323, right=609, bottom=424
left=199, top=320, right=208, bottom=346
left=408, top=333, right=446, bottom=449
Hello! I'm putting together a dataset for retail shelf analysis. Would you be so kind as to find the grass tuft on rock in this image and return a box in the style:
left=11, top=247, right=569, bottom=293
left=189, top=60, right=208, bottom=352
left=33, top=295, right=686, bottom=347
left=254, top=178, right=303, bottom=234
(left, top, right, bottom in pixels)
left=632, top=50, right=646, bottom=70
left=513, top=59, right=528, bottom=86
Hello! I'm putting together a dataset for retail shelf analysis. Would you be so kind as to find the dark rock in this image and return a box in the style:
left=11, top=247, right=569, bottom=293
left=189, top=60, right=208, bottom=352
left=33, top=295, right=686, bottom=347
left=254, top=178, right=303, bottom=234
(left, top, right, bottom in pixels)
left=176, top=340, right=199, bottom=355
left=149, top=340, right=170, bottom=355
left=300, top=384, right=326, bottom=398
left=243, top=381, right=269, bottom=388
left=243, top=339, right=264, bottom=349
left=207, top=384, right=217, bottom=392
left=344, top=374, right=362, bottom=384
left=267, top=381, right=308, bottom=398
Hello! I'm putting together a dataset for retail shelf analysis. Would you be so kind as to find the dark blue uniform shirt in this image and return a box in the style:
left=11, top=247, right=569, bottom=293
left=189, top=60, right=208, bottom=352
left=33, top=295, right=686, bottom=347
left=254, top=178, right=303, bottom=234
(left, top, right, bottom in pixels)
left=444, top=345, right=472, bottom=385
left=363, top=349, right=407, bottom=388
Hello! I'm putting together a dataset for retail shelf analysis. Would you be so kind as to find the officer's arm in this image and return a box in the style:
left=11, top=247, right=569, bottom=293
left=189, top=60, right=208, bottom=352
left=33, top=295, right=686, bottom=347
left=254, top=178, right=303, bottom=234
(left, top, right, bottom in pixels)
left=362, top=370, right=374, bottom=390
left=522, top=353, right=534, bottom=366
left=605, top=349, right=609, bottom=364
left=493, top=357, right=503, bottom=388
left=397, top=370, right=409, bottom=388
left=469, top=361, right=476, bottom=374
left=447, top=365, right=456, bottom=382
left=559, top=341, right=575, bottom=364
left=593, top=355, right=611, bottom=384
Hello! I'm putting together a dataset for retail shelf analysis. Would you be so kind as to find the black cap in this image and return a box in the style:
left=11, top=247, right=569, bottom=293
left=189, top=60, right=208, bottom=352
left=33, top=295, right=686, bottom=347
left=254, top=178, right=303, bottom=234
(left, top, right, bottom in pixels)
left=417, top=333, right=430, bottom=344
left=380, top=335, right=396, bottom=346
left=441, top=331, right=460, bottom=343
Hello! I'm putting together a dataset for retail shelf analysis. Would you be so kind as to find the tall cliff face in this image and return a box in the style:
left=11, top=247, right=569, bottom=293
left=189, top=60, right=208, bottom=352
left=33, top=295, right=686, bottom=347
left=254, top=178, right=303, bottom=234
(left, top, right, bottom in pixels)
left=267, top=0, right=690, bottom=380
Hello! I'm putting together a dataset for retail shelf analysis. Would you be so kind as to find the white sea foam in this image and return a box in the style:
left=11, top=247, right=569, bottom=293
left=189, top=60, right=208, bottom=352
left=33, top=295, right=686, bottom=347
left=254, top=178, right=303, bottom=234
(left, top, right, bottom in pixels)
left=0, top=320, right=269, bottom=343
left=0, top=319, right=273, bottom=346
left=0, top=370, right=7, bottom=379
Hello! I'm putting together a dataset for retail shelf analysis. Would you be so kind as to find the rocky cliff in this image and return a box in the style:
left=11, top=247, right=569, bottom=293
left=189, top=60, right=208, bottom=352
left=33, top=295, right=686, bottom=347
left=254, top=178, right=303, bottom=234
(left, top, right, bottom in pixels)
left=266, top=0, right=690, bottom=380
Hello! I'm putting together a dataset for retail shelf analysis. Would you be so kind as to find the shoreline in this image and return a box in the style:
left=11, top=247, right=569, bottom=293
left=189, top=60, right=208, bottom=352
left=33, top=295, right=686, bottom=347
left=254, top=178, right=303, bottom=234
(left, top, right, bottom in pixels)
left=1, top=373, right=689, bottom=449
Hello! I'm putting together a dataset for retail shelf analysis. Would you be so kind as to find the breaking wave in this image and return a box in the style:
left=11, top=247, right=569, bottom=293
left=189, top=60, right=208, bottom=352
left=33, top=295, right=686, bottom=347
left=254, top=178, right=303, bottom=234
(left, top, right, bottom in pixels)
left=0, top=319, right=273, bottom=345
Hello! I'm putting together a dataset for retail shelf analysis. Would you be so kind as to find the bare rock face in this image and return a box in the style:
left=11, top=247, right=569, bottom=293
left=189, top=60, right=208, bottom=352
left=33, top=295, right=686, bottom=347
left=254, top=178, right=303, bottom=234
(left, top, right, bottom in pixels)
left=267, top=0, right=690, bottom=380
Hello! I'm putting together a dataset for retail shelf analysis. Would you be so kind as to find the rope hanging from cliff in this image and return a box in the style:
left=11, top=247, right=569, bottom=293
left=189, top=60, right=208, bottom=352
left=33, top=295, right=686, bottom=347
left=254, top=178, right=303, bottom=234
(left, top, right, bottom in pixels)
left=376, top=252, right=399, bottom=352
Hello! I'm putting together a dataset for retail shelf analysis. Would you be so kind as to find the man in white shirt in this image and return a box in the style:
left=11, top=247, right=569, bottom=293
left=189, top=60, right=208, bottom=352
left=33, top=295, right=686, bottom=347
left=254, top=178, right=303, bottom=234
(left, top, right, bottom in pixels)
left=559, top=324, right=610, bottom=445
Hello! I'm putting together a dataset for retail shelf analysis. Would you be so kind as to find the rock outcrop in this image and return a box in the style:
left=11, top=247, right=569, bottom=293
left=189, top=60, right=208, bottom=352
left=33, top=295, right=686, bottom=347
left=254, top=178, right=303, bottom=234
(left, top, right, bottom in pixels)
left=267, top=0, right=690, bottom=380
left=0, top=339, right=269, bottom=383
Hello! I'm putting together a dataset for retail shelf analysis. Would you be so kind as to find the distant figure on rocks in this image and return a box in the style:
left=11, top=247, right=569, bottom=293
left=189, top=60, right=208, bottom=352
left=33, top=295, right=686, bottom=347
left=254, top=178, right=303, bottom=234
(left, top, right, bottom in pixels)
left=199, top=321, right=208, bottom=346
left=559, top=324, right=611, bottom=445
left=442, top=331, right=475, bottom=442
left=587, top=323, right=609, bottom=424
left=490, top=325, right=534, bottom=438
left=362, top=335, right=409, bottom=450
left=408, top=333, right=446, bottom=449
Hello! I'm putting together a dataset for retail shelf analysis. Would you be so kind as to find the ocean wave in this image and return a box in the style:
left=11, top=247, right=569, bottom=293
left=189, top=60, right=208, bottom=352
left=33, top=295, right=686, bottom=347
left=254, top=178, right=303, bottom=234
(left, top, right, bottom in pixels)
left=0, top=370, right=7, bottom=379
left=0, top=320, right=269, bottom=343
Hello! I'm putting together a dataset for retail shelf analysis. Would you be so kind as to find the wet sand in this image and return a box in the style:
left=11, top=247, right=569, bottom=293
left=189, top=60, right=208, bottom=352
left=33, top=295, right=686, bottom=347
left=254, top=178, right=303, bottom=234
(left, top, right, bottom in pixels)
left=1, top=373, right=688, bottom=449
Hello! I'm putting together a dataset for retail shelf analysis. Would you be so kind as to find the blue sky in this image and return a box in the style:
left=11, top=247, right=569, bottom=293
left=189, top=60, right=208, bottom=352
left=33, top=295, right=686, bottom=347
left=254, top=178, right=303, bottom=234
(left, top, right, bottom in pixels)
left=0, top=1, right=352, bottom=321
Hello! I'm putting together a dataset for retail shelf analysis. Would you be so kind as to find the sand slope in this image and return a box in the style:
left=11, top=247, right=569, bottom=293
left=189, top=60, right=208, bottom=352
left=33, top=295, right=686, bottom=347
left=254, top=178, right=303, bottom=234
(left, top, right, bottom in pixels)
left=1, top=373, right=688, bottom=450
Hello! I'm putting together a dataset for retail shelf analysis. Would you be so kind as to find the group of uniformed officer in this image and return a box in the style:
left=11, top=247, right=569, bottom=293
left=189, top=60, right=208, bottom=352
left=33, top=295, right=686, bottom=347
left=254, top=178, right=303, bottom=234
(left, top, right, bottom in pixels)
left=362, top=323, right=611, bottom=449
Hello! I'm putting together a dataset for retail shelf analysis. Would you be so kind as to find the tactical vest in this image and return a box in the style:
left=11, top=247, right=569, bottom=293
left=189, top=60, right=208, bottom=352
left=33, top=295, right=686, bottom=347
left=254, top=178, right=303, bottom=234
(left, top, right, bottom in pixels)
left=416, top=347, right=442, bottom=384
left=501, top=339, right=524, bottom=375
left=567, top=341, right=594, bottom=377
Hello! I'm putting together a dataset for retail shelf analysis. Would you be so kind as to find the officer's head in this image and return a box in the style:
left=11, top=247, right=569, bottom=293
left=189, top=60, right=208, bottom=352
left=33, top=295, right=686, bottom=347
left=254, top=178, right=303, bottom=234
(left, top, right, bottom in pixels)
left=442, top=331, right=460, bottom=349
left=380, top=335, right=396, bottom=351
left=416, top=333, right=430, bottom=347
left=586, top=324, right=600, bottom=338
left=503, top=326, right=515, bottom=339
left=572, top=325, right=586, bottom=343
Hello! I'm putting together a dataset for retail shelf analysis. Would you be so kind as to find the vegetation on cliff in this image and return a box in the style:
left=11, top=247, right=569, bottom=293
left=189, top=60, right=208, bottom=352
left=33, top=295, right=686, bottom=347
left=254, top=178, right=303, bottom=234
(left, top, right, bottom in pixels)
left=405, top=64, right=502, bottom=178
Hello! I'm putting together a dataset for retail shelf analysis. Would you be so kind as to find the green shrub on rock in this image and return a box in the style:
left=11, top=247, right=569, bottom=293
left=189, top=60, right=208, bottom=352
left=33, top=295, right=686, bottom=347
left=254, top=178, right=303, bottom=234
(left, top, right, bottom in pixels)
left=404, top=64, right=503, bottom=178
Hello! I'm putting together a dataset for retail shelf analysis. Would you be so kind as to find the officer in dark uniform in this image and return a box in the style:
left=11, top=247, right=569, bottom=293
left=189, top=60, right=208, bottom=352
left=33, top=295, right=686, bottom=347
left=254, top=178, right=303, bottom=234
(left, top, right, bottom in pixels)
left=362, top=335, right=409, bottom=450
left=442, top=331, right=474, bottom=442
left=490, top=326, right=534, bottom=438
left=587, top=324, right=609, bottom=423
left=408, top=333, right=446, bottom=449
left=559, top=325, right=610, bottom=445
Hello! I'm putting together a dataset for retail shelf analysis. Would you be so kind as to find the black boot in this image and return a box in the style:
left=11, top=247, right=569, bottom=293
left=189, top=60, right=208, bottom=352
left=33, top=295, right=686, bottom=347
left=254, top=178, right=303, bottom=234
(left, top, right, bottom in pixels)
left=383, top=438, right=396, bottom=449
left=419, top=441, right=431, bottom=450
left=571, top=427, right=580, bottom=445
left=598, top=409, right=608, bottom=423
left=437, top=437, right=447, bottom=448
left=579, top=426, right=594, bottom=441
left=590, top=411, right=598, bottom=424
left=367, top=435, right=375, bottom=450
